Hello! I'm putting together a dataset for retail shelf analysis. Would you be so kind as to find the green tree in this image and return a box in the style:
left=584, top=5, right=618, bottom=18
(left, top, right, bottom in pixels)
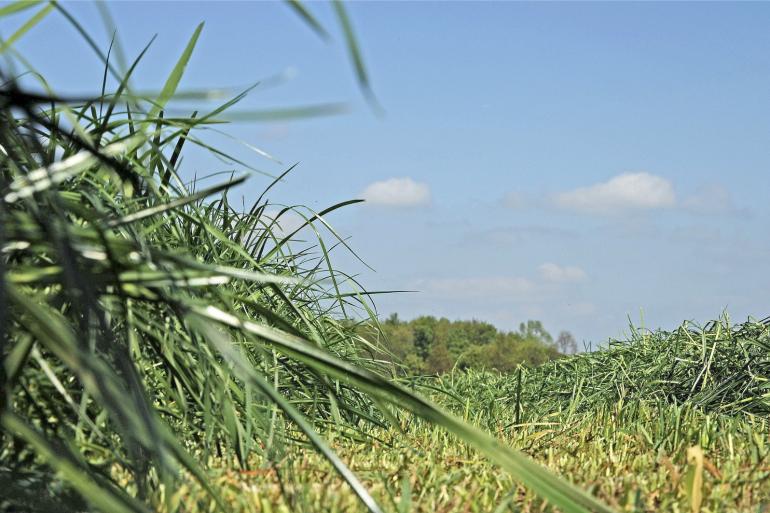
left=519, top=320, right=553, bottom=344
left=381, top=323, right=418, bottom=369
left=425, top=341, right=453, bottom=374
left=375, top=314, right=562, bottom=374
left=412, top=316, right=437, bottom=360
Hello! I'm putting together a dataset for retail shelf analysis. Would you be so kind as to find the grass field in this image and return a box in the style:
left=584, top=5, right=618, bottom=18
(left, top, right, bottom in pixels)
left=129, top=318, right=770, bottom=513
left=1, top=3, right=769, bottom=513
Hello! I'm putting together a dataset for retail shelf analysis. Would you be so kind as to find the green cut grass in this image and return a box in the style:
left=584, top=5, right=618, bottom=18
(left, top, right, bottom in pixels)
left=138, top=317, right=770, bottom=513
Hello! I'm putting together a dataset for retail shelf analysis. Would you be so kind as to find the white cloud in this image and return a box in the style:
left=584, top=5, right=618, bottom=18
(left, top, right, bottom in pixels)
left=552, top=172, right=676, bottom=214
left=361, top=177, right=430, bottom=207
left=538, top=263, right=588, bottom=283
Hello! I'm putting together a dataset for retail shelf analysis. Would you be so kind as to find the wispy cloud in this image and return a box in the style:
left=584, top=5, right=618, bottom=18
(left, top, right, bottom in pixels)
left=361, top=177, right=431, bottom=207
left=418, top=276, right=534, bottom=298
left=467, top=225, right=577, bottom=247
left=552, top=172, right=676, bottom=214
left=682, top=184, right=735, bottom=215
left=500, top=190, right=527, bottom=209
left=417, top=262, right=588, bottom=300
left=538, top=263, right=588, bottom=283
left=567, top=301, right=597, bottom=316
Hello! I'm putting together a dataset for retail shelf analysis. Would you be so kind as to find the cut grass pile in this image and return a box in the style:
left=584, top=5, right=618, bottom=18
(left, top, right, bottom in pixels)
left=427, top=316, right=770, bottom=428
left=149, top=318, right=770, bottom=513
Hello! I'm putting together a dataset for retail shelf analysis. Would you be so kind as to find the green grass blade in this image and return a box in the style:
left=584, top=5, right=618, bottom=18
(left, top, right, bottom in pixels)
left=1, top=412, right=150, bottom=513
left=188, top=316, right=386, bottom=513
left=285, top=0, right=329, bottom=40
left=106, top=173, right=248, bottom=227
left=148, top=22, right=204, bottom=120
left=0, top=0, right=43, bottom=18
left=0, top=2, right=54, bottom=54
left=332, top=0, right=378, bottom=108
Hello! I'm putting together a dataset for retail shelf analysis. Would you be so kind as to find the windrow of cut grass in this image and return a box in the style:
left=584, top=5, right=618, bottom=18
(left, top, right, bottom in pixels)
left=419, top=316, right=770, bottom=433
left=156, top=324, right=770, bottom=512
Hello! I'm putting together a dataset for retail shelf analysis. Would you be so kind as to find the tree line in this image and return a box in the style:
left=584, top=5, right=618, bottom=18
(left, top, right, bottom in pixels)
left=368, top=314, right=579, bottom=375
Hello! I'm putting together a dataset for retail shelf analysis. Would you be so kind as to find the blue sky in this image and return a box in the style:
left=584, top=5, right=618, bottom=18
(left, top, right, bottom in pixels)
left=3, top=1, right=769, bottom=345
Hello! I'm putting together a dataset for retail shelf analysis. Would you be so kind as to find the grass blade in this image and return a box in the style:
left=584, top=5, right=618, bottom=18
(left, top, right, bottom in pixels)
left=148, top=22, right=204, bottom=120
